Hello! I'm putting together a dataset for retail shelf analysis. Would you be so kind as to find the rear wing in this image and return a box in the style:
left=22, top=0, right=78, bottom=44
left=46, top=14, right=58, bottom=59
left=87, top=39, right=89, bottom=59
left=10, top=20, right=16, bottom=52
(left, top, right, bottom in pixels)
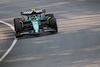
left=21, top=9, right=46, bottom=15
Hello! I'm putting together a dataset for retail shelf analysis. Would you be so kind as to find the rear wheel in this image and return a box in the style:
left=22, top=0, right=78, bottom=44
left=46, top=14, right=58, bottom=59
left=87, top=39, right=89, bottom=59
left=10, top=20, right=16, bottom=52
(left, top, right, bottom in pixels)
left=14, top=18, right=22, bottom=37
left=49, top=18, right=58, bottom=33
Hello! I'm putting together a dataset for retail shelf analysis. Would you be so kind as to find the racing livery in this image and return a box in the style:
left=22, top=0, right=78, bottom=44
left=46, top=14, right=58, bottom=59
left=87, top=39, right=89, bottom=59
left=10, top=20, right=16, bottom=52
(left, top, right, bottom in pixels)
left=14, top=9, right=58, bottom=37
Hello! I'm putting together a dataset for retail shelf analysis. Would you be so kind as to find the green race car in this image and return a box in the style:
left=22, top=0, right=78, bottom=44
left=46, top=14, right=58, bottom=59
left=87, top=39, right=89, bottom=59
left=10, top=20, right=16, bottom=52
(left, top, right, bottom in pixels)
left=14, top=9, right=58, bottom=37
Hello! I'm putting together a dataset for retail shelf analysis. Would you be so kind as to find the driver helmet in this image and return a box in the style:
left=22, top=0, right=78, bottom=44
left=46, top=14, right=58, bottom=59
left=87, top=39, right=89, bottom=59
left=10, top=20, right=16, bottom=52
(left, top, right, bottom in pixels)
left=28, top=14, right=38, bottom=21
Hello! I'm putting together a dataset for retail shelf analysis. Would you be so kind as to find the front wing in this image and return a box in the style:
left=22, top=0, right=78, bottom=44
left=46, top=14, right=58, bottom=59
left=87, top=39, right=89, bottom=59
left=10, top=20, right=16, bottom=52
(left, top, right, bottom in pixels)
left=19, top=27, right=56, bottom=35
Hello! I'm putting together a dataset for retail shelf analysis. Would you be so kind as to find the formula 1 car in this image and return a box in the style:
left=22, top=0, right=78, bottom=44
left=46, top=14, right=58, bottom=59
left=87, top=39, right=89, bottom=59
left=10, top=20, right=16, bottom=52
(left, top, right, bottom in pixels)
left=14, top=9, right=58, bottom=37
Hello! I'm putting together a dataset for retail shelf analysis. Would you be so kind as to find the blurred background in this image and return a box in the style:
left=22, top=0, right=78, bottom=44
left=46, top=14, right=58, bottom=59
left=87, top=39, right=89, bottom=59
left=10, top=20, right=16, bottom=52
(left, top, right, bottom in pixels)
left=0, top=0, right=100, bottom=67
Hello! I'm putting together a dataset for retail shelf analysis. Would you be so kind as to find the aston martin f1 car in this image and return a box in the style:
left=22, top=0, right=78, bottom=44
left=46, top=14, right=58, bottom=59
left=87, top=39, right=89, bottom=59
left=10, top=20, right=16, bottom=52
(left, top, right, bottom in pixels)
left=14, top=9, right=58, bottom=37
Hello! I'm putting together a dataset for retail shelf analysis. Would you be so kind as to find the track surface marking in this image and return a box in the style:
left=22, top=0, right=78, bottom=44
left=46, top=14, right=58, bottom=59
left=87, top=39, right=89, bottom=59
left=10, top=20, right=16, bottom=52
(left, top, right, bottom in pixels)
left=0, top=20, right=17, bottom=62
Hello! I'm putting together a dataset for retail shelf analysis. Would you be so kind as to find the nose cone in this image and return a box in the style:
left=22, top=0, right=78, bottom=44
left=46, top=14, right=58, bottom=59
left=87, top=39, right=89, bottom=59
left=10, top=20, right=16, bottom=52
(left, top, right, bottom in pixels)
left=31, top=20, right=39, bottom=33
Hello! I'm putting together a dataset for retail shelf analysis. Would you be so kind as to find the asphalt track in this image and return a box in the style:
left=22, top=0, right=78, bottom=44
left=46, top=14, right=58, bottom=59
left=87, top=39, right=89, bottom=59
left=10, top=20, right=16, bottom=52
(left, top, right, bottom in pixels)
left=0, top=20, right=17, bottom=62
left=0, top=0, right=100, bottom=67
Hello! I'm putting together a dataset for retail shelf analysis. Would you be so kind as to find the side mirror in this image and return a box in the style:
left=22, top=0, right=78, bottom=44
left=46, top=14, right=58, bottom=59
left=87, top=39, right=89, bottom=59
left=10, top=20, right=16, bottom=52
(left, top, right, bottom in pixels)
left=21, top=12, right=23, bottom=15
left=42, top=9, right=46, bottom=13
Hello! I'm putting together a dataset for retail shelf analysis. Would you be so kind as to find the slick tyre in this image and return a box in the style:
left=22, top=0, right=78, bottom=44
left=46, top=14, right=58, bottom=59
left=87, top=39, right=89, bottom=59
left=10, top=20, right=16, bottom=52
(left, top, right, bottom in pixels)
left=14, top=18, right=22, bottom=37
left=49, top=18, right=58, bottom=33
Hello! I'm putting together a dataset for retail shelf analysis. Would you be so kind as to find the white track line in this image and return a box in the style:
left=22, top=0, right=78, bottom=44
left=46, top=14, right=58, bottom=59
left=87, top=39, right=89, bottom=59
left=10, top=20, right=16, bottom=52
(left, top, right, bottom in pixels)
left=0, top=20, right=17, bottom=62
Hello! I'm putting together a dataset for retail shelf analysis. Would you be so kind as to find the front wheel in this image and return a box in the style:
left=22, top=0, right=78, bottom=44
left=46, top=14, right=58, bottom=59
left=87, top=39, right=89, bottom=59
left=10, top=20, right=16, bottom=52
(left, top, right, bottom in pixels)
left=14, top=18, right=22, bottom=37
left=49, top=18, right=58, bottom=33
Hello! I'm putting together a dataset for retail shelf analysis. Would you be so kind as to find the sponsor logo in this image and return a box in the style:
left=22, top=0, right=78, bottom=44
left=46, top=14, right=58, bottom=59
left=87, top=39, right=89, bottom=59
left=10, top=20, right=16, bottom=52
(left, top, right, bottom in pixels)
left=34, top=10, right=43, bottom=13
left=23, top=11, right=33, bottom=14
